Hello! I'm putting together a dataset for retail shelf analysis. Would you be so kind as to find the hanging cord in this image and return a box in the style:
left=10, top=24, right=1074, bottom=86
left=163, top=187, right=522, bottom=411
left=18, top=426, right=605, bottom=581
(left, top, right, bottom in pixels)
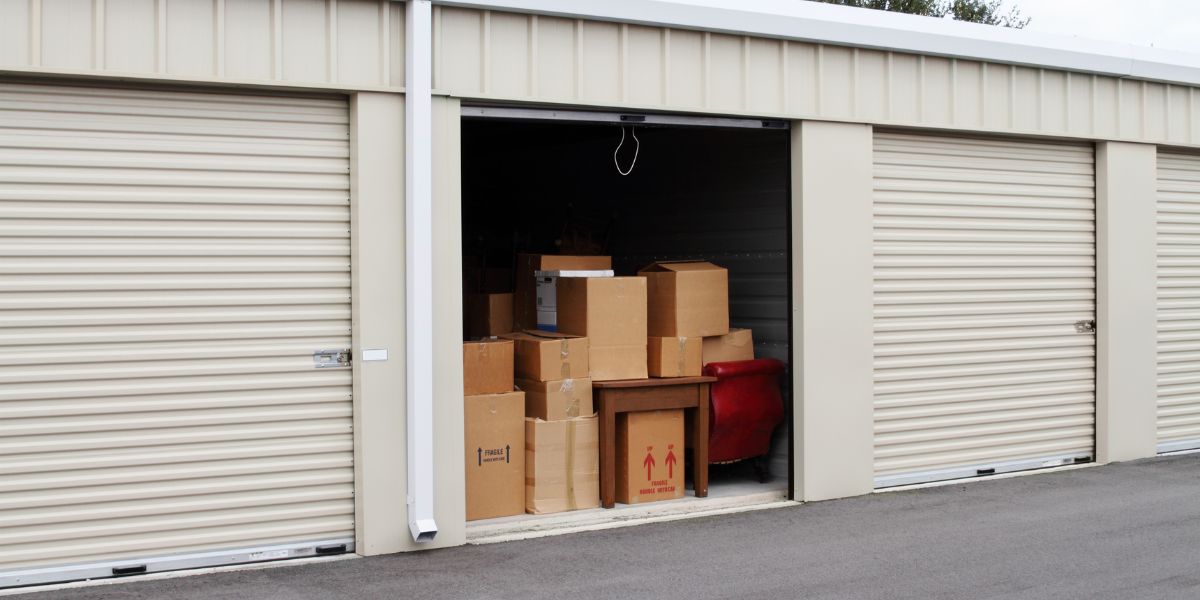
left=613, top=126, right=640, bottom=176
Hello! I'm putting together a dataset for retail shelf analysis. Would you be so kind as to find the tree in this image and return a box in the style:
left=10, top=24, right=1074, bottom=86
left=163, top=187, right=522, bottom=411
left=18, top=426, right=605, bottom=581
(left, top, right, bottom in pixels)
left=811, top=0, right=1030, bottom=28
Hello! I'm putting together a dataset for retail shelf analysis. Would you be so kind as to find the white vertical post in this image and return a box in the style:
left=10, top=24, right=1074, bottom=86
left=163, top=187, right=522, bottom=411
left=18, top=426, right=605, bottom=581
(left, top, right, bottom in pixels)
left=405, top=0, right=437, bottom=543
left=791, top=120, right=876, bottom=502
left=1094, top=142, right=1158, bottom=463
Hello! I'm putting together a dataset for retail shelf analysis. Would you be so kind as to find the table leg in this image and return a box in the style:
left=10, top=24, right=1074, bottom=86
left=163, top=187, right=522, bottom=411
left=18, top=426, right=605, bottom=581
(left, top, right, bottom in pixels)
left=599, top=393, right=617, bottom=509
left=693, top=383, right=709, bottom=498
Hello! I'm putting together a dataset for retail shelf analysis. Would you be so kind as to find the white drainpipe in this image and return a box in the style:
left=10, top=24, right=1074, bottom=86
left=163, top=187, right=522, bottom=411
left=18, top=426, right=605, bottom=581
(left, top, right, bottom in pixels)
left=404, top=0, right=438, bottom=543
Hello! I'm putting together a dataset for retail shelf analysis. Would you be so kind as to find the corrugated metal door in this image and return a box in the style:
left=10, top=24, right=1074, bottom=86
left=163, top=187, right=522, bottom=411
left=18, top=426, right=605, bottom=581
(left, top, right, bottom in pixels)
left=1157, top=151, right=1200, bottom=453
left=0, top=82, right=353, bottom=586
left=872, top=132, right=1096, bottom=487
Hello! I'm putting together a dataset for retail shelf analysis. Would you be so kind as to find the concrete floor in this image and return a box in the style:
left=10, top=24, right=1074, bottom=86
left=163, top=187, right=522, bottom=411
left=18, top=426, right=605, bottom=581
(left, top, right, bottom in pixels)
left=16, top=454, right=1200, bottom=600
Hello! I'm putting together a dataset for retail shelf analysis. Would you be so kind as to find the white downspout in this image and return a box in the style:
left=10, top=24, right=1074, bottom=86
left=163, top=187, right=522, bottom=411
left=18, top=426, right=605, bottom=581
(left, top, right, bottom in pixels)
left=404, top=0, right=438, bottom=543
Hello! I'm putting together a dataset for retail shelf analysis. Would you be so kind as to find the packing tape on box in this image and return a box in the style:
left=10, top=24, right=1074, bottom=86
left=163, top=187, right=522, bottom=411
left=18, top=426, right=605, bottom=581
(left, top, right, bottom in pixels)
left=678, top=337, right=688, bottom=376
left=560, top=379, right=580, bottom=418
left=565, top=419, right=577, bottom=511
left=560, top=339, right=571, bottom=379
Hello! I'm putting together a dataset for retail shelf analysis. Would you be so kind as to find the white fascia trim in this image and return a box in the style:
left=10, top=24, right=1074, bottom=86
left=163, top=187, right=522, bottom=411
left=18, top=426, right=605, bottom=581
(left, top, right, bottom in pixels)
left=428, top=0, right=1200, bottom=88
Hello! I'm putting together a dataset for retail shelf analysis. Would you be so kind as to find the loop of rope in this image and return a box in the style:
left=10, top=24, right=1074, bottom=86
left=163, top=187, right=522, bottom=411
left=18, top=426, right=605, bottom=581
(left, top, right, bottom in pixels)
left=613, top=126, right=640, bottom=176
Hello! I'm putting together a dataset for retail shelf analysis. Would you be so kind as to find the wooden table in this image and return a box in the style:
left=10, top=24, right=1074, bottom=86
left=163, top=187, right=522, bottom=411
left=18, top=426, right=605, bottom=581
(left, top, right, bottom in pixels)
left=592, top=376, right=717, bottom=508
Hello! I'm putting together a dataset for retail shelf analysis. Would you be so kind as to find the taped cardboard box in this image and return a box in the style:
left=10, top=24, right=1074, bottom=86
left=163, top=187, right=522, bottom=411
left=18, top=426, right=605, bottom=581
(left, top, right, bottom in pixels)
left=501, top=330, right=589, bottom=382
left=466, top=292, right=514, bottom=338
left=701, top=328, right=755, bottom=366
left=525, top=416, right=600, bottom=514
left=639, top=261, right=730, bottom=338
left=515, top=254, right=612, bottom=331
left=648, top=336, right=702, bottom=378
left=465, top=391, right=525, bottom=521
left=463, top=338, right=514, bottom=396
left=517, top=377, right=593, bottom=421
left=617, top=409, right=685, bottom=504
left=556, top=276, right=648, bottom=381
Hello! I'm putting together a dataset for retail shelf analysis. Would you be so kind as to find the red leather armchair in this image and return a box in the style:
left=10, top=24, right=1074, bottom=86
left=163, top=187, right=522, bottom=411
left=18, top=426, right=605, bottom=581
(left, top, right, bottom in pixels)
left=703, top=359, right=786, bottom=478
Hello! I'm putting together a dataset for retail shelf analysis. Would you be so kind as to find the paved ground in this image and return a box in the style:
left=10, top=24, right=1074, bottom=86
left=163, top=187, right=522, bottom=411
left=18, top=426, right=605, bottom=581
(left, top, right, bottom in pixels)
left=17, top=454, right=1200, bottom=600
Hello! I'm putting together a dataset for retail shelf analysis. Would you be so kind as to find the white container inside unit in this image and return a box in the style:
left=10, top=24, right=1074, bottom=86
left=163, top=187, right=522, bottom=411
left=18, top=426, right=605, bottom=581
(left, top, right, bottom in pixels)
left=534, top=269, right=614, bottom=331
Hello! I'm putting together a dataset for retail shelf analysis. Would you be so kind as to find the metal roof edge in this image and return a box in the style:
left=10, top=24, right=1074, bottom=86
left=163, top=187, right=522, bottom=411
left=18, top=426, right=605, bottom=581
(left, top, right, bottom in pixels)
left=428, top=0, right=1200, bottom=88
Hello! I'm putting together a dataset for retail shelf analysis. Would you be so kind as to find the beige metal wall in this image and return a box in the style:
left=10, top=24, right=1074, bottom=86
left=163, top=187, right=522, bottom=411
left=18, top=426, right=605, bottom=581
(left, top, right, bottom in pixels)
left=433, top=6, right=1200, bottom=149
left=0, top=0, right=405, bottom=92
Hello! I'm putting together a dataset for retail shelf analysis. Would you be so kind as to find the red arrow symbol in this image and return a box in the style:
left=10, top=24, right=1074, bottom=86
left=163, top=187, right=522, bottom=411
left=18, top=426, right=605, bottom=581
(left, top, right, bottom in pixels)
left=644, top=451, right=656, bottom=481
left=665, top=449, right=677, bottom=479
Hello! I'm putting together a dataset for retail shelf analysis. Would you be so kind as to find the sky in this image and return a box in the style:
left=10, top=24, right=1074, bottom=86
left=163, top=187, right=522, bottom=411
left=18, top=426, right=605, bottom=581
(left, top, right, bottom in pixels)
left=1014, top=0, right=1200, bottom=54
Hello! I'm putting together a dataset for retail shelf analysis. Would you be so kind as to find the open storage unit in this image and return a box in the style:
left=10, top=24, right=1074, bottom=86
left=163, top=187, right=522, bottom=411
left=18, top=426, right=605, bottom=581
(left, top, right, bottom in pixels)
left=459, top=108, right=793, bottom=533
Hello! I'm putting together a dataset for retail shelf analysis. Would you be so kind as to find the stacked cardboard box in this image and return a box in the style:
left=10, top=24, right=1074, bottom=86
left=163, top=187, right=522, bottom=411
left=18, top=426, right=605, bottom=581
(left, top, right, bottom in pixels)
left=505, top=330, right=601, bottom=514
left=701, top=328, right=755, bottom=366
left=556, top=276, right=648, bottom=381
left=466, top=292, right=514, bottom=338
left=515, top=254, right=612, bottom=331
left=640, top=261, right=729, bottom=377
left=463, top=339, right=525, bottom=521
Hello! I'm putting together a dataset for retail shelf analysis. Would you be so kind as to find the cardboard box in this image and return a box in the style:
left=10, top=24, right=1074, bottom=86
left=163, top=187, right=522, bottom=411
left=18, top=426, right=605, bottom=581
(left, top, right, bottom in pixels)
left=463, top=339, right=514, bottom=396
left=648, top=336, right=702, bottom=378
left=617, top=410, right=685, bottom=504
left=501, top=330, right=589, bottom=382
left=515, top=254, right=612, bottom=331
left=556, top=276, right=648, bottom=381
left=639, top=261, right=730, bottom=338
left=535, top=269, right=614, bottom=331
left=466, top=292, right=514, bottom=338
left=525, top=416, right=601, bottom=514
left=701, top=328, right=755, bottom=366
left=517, top=377, right=593, bottom=420
left=465, top=391, right=526, bottom=521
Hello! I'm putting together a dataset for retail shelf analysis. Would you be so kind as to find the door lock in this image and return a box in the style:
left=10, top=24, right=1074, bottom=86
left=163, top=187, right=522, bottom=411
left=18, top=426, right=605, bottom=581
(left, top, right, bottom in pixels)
left=1074, top=320, right=1096, bottom=334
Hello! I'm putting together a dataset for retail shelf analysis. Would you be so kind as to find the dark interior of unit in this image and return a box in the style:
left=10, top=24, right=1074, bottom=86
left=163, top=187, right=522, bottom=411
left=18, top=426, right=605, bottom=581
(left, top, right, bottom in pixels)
left=461, top=116, right=793, bottom=485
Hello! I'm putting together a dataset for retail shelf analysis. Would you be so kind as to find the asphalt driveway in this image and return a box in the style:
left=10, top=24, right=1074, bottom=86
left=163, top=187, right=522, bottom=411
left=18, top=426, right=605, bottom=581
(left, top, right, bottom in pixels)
left=15, top=454, right=1200, bottom=600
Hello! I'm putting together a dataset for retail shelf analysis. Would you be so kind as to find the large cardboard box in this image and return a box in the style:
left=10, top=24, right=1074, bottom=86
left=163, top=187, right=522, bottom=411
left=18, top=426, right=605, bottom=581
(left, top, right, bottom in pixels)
left=639, top=261, right=729, bottom=338
left=525, top=416, right=601, bottom=514
left=617, top=410, right=685, bottom=504
left=501, top=330, right=589, bottom=382
left=463, top=339, right=514, bottom=396
left=515, top=254, right=612, bottom=331
left=517, top=377, right=593, bottom=420
left=556, top=276, right=648, bottom=381
left=701, top=328, right=755, bottom=366
left=648, top=336, right=702, bottom=378
left=465, top=391, right=526, bottom=521
left=466, top=292, right=514, bottom=338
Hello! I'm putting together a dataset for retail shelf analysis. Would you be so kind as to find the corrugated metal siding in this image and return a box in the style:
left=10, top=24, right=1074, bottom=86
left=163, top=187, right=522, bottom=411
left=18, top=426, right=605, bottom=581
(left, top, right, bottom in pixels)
left=0, top=0, right=404, bottom=91
left=433, top=7, right=1200, bottom=148
left=1157, top=151, right=1200, bottom=452
left=0, top=82, right=353, bottom=575
left=872, top=132, right=1096, bottom=487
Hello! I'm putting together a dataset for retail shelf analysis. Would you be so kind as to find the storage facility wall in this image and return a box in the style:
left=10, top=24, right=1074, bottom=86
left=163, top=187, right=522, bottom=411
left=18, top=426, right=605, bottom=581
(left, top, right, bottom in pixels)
left=0, top=82, right=354, bottom=586
left=1157, top=150, right=1200, bottom=453
left=872, top=131, right=1098, bottom=487
left=461, top=120, right=792, bottom=479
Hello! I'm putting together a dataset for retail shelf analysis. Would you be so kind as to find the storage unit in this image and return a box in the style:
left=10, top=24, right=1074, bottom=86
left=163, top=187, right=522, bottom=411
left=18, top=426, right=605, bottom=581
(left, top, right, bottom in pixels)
left=0, top=82, right=354, bottom=585
left=1157, top=151, right=1200, bottom=453
left=872, top=132, right=1098, bottom=487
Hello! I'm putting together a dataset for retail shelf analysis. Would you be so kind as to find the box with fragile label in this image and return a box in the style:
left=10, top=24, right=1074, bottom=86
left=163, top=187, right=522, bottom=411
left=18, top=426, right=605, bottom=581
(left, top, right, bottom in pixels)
left=639, top=261, right=729, bottom=338
left=616, top=409, right=685, bottom=504
left=517, top=377, right=593, bottom=421
left=466, top=292, right=514, bottom=338
left=525, top=416, right=600, bottom=514
left=556, top=276, right=648, bottom=381
left=500, top=330, right=589, bottom=382
left=701, top=328, right=754, bottom=366
left=648, top=336, right=702, bottom=378
left=515, top=254, right=612, bottom=331
left=535, top=270, right=614, bottom=331
left=463, top=339, right=514, bottom=396
left=465, top=391, right=525, bottom=521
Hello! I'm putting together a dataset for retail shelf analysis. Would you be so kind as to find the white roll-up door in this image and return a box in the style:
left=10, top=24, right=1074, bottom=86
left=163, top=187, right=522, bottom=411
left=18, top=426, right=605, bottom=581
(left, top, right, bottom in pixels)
left=1157, top=151, right=1200, bottom=453
left=0, top=82, right=353, bottom=587
left=872, top=132, right=1096, bottom=488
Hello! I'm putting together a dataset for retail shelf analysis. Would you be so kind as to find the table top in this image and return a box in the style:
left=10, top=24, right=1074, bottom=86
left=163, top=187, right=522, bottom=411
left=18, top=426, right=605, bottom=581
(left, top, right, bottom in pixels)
left=592, top=376, right=718, bottom=389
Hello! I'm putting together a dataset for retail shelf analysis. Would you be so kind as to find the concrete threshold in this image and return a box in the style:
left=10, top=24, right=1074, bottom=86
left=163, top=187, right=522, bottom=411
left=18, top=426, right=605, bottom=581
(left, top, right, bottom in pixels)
left=466, top=489, right=796, bottom=545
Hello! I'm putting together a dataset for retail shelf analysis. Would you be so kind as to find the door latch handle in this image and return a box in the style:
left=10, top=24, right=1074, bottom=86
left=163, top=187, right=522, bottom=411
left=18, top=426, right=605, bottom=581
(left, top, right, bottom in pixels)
left=1074, top=320, right=1096, bottom=334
